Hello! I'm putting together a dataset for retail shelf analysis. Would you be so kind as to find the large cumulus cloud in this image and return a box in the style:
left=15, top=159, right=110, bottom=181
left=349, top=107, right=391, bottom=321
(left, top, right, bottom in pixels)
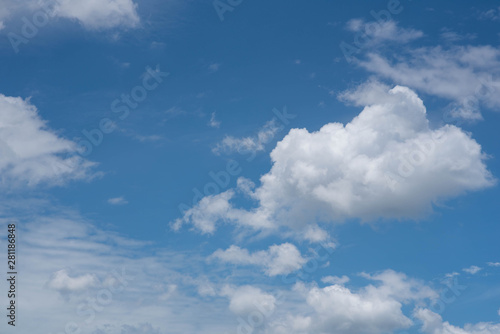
left=173, top=82, right=495, bottom=239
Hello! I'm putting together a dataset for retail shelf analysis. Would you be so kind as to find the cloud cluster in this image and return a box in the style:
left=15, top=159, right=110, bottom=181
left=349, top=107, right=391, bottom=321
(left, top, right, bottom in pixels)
left=359, top=45, right=500, bottom=120
left=7, top=209, right=499, bottom=334
left=0, top=94, right=95, bottom=187
left=174, top=83, right=495, bottom=238
left=415, top=308, right=500, bottom=334
left=271, top=270, right=437, bottom=334
left=210, top=243, right=307, bottom=276
left=0, top=212, right=234, bottom=334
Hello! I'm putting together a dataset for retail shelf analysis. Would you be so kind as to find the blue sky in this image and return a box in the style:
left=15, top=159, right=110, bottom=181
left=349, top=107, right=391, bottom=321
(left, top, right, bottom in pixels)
left=0, top=0, right=500, bottom=333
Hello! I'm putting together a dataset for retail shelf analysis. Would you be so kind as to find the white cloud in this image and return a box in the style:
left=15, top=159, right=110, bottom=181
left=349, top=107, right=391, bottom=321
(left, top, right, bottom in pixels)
left=321, top=275, right=350, bottom=285
left=174, top=83, right=495, bottom=237
left=0, top=212, right=235, bottom=334
left=487, top=262, right=500, bottom=267
left=221, top=285, right=276, bottom=317
left=195, top=279, right=217, bottom=297
left=108, top=196, right=128, bottom=205
left=358, top=45, right=500, bottom=120
left=479, top=7, right=500, bottom=21
left=47, top=269, right=98, bottom=292
left=346, top=19, right=423, bottom=45
left=164, top=106, right=187, bottom=118
left=0, top=1, right=29, bottom=27
left=360, top=270, right=437, bottom=302
left=444, top=272, right=460, bottom=278
left=415, top=308, right=500, bottom=334
left=171, top=190, right=274, bottom=234
left=210, top=243, right=307, bottom=276
left=278, top=270, right=437, bottom=334
left=0, top=94, right=95, bottom=187
left=0, top=0, right=140, bottom=31
left=208, top=112, right=221, bottom=128
left=439, top=28, right=476, bottom=43
left=213, top=119, right=281, bottom=155
left=52, top=0, right=140, bottom=29
left=463, top=265, right=482, bottom=275
left=158, top=284, right=178, bottom=301
left=305, top=284, right=412, bottom=334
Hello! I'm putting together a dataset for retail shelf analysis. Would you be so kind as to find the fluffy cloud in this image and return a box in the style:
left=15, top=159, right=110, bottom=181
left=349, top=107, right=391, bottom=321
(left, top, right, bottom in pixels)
left=47, top=269, right=98, bottom=292
left=415, top=308, right=500, bottom=334
left=260, top=83, right=493, bottom=222
left=275, top=270, right=437, bottom=334
left=358, top=46, right=500, bottom=119
left=321, top=275, right=350, bottom=285
left=174, top=83, right=494, bottom=237
left=171, top=189, right=274, bottom=234
left=0, top=94, right=95, bottom=187
left=221, top=285, right=276, bottom=317
left=359, top=270, right=437, bottom=302
left=210, top=243, right=307, bottom=276
left=305, top=284, right=412, bottom=334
